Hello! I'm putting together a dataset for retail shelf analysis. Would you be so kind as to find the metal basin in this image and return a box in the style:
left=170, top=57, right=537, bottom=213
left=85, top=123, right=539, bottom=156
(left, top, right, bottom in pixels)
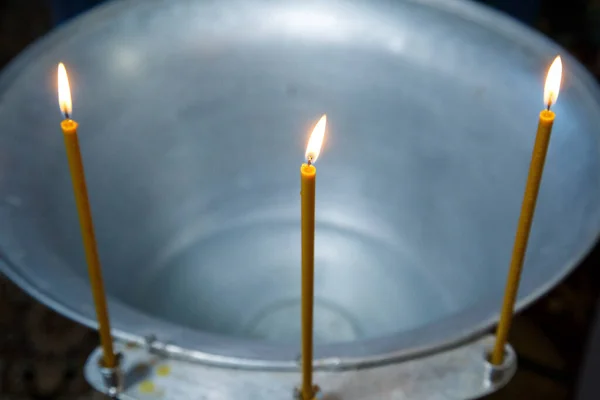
left=0, top=0, right=599, bottom=368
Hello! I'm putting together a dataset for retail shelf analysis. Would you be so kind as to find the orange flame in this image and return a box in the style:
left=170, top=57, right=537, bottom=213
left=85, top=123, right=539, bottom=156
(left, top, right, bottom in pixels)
left=305, top=114, right=327, bottom=163
left=57, top=63, right=72, bottom=117
left=543, top=56, right=562, bottom=108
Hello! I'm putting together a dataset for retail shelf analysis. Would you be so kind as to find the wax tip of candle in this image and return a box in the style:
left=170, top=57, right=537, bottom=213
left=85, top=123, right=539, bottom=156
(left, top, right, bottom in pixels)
left=301, top=163, right=316, bottom=176
left=61, top=118, right=78, bottom=133
left=540, top=109, right=555, bottom=121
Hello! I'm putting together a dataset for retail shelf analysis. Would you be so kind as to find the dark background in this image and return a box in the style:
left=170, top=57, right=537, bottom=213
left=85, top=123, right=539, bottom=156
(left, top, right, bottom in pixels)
left=1, top=0, right=600, bottom=399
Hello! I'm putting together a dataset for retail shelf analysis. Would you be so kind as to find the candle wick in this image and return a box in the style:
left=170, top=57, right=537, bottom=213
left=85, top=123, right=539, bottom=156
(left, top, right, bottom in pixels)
left=307, top=156, right=312, bottom=166
left=64, top=111, right=71, bottom=120
left=546, top=102, right=551, bottom=111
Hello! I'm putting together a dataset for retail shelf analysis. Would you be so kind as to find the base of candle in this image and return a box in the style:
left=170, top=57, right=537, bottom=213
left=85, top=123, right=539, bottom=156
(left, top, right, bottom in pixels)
left=98, top=352, right=124, bottom=398
left=483, top=342, right=517, bottom=389
left=84, top=335, right=517, bottom=399
left=293, top=385, right=320, bottom=400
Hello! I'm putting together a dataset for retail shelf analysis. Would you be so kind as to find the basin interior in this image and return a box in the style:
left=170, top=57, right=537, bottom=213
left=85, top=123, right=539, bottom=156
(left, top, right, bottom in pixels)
left=131, top=217, right=457, bottom=344
left=0, top=0, right=599, bottom=353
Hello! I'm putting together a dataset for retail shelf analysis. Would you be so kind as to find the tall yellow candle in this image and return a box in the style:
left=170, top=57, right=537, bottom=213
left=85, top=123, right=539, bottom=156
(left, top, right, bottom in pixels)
left=300, top=114, right=327, bottom=400
left=58, top=63, right=117, bottom=369
left=492, top=56, right=563, bottom=365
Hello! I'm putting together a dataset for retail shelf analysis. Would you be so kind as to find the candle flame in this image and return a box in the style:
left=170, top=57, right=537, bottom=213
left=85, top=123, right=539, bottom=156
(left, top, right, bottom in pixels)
left=57, top=62, right=73, bottom=118
left=543, top=56, right=562, bottom=108
left=305, top=114, right=327, bottom=163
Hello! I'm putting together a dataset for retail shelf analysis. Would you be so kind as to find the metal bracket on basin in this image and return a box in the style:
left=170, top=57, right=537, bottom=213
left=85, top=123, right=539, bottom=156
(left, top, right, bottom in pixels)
left=84, top=335, right=517, bottom=399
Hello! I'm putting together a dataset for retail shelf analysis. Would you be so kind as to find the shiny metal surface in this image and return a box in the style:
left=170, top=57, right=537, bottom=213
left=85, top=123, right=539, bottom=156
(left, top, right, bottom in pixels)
left=0, top=0, right=599, bottom=367
left=84, top=336, right=517, bottom=399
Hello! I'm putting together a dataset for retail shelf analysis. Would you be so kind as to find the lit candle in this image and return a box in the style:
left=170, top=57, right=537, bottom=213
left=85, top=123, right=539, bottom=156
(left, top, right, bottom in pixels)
left=300, top=114, right=327, bottom=400
left=57, top=63, right=117, bottom=368
left=492, top=56, right=563, bottom=365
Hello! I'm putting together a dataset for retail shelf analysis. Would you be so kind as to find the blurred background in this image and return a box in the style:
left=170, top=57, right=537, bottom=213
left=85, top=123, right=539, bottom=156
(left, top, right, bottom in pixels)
left=1, top=0, right=600, bottom=399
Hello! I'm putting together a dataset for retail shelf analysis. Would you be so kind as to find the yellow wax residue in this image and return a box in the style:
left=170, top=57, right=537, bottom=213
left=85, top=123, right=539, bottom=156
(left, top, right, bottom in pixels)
left=156, top=365, right=171, bottom=376
left=139, top=380, right=156, bottom=393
